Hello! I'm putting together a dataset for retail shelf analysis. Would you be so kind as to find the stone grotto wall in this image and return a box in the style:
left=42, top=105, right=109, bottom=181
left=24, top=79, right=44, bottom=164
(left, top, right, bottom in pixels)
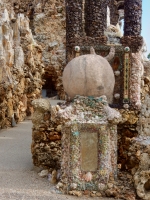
left=31, top=0, right=66, bottom=99
left=31, top=54, right=150, bottom=199
left=12, top=0, right=66, bottom=100
left=2, top=0, right=150, bottom=199
left=117, top=55, right=150, bottom=200
left=30, top=0, right=150, bottom=199
left=0, top=0, right=44, bottom=128
left=31, top=99, right=61, bottom=169
left=0, top=0, right=66, bottom=129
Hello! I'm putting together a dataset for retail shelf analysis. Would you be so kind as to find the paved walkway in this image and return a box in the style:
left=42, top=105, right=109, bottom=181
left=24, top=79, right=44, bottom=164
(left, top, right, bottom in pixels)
left=0, top=120, right=114, bottom=200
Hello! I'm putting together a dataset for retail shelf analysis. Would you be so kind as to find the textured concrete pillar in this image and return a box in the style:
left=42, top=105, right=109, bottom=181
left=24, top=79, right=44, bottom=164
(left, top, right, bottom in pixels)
left=66, top=0, right=83, bottom=42
left=109, top=0, right=119, bottom=26
left=84, top=0, right=90, bottom=36
left=124, top=0, right=142, bottom=36
left=85, top=0, right=107, bottom=37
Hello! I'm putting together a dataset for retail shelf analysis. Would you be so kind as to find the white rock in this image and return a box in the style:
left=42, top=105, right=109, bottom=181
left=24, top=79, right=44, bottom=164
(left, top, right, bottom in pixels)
left=38, top=169, right=49, bottom=178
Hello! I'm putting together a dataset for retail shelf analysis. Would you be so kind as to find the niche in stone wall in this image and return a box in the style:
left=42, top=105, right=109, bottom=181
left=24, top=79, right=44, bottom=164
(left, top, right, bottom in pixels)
left=112, top=56, right=120, bottom=71
left=42, top=74, right=57, bottom=98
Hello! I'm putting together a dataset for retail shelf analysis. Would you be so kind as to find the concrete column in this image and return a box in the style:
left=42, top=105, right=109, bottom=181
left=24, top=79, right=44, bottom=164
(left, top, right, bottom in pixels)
left=66, top=0, right=83, bottom=42
left=124, top=0, right=142, bottom=36
left=84, top=0, right=110, bottom=37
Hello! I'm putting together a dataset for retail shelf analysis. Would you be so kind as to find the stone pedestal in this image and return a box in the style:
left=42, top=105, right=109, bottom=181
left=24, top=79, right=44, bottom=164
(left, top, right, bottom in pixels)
left=61, top=122, right=118, bottom=192
left=58, top=96, right=121, bottom=193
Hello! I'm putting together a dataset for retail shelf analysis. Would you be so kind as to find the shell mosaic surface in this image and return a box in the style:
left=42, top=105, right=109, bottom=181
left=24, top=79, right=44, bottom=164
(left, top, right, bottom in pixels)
left=31, top=69, right=150, bottom=198
left=58, top=95, right=121, bottom=193
left=2, top=0, right=150, bottom=199
left=56, top=95, right=121, bottom=124
left=67, top=43, right=144, bottom=110
left=130, top=52, right=143, bottom=109
left=66, top=0, right=143, bottom=110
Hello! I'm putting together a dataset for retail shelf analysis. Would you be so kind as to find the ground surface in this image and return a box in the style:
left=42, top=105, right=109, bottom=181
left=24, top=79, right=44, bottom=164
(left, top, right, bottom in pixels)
left=0, top=120, right=115, bottom=200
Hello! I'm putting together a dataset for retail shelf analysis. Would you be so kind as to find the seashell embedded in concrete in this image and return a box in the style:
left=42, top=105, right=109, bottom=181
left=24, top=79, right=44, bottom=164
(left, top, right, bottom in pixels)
left=83, top=172, right=93, bottom=182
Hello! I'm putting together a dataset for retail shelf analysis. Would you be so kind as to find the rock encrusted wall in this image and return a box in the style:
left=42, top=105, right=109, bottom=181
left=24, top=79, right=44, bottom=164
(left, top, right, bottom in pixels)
left=31, top=52, right=150, bottom=199
left=2, top=0, right=150, bottom=199
left=0, top=0, right=66, bottom=128
left=32, top=0, right=66, bottom=99
left=124, top=0, right=142, bottom=36
left=11, top=0, right=66, bottom=99
left=31, top=96, right=139, bottom=199
left=121, top=0, right=143, bottom=53
left=0, top=1, right=44, bottom=128
left=58, top=95, right=121, bottom=194
left=109, top=0, right=119, bottom=26
left=117, top=56, right=150, bottom=199
left=31, top=99, right=62, bottom=169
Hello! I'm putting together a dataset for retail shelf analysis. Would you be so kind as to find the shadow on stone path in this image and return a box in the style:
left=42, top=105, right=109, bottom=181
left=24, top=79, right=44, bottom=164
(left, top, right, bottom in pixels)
left=0, top=120, right=115, bottom=200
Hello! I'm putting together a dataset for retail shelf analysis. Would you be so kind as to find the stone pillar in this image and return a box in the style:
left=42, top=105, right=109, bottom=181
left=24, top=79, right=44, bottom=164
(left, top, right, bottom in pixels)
left=121, top=0, right=143, bottom=52
left=124, top=0, right=142, bottom=36
left=66, top=0, right=83, bottom=42
left=85, top=0, right=107, bottom=37
left=109, top=0, right=119, bottom=26
left=84, top=0, right=90, bottom=36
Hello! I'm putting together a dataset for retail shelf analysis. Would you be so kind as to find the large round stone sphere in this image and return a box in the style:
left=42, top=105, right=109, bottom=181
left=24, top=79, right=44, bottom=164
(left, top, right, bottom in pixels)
left=63, top=54, right=115, bottom=103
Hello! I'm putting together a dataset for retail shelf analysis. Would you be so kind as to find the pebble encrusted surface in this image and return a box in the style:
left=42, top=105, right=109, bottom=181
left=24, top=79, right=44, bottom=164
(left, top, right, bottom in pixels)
left=2, top=0, right=150, bottom=199
left=0, top=2, right=44, bottom=129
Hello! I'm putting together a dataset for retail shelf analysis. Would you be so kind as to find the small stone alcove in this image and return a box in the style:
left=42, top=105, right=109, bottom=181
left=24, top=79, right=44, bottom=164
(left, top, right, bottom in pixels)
left=42, top=75, right=57, bottom=98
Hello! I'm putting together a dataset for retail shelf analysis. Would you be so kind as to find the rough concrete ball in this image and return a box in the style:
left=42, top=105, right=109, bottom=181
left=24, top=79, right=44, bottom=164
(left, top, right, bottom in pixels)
left=63, top=54, right=115, bottom=103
